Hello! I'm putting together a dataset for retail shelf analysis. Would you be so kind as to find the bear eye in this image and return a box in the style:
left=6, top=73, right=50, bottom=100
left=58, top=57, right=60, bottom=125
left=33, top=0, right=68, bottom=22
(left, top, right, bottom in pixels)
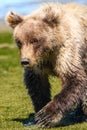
left=15, top=39, right=22, bottom=49
left=30, top=38, right=39, bottom=44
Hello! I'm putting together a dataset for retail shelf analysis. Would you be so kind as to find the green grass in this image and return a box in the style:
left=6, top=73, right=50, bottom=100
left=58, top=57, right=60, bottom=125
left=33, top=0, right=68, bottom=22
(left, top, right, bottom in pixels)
left=0, top=31, right=87, bottom=130
left=0, top=31, right=14, bottom=44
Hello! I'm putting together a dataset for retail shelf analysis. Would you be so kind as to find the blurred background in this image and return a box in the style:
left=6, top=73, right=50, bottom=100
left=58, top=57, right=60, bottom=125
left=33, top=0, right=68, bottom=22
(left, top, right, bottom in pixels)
left=0, top=0, right=87, bottom=30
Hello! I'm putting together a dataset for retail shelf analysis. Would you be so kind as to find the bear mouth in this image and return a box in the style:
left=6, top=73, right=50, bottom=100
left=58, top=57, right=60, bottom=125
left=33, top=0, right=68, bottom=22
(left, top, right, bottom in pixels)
left=22, top=59, right=53, bottom=74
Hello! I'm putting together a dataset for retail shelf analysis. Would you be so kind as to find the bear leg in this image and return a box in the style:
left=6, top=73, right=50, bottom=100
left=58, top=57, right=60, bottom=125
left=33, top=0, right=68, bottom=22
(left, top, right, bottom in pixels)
left=35, top=71, right=87, bottom=127
left=82, top=88, right=87, bottom=116
left=24, top=68, right=51, bottom=112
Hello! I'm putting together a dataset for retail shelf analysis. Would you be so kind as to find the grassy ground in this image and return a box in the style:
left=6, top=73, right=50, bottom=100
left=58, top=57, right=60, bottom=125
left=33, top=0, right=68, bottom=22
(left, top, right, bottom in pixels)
left=0, top=31, right=87, bottom=130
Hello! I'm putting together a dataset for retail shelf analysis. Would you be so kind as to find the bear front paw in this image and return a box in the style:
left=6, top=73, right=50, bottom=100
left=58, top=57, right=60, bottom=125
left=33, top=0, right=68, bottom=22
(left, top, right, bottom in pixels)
left=35, top=101, right=63, bottom=128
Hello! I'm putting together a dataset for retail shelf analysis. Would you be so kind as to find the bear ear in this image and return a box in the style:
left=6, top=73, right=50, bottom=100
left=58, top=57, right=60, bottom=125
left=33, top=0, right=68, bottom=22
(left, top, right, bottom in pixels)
left=6, top=12, right=23, bottom=28
left=41, top=4, right=63, bottom=26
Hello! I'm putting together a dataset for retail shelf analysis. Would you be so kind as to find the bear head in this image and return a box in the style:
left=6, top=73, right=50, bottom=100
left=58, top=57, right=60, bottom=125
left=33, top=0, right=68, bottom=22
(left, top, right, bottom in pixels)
left=6, top=4, right=64, bottom=72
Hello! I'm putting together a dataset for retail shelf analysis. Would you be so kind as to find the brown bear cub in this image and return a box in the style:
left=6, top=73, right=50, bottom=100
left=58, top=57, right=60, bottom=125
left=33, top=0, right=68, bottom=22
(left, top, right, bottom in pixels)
left=6, top=3, right=87, bottom=128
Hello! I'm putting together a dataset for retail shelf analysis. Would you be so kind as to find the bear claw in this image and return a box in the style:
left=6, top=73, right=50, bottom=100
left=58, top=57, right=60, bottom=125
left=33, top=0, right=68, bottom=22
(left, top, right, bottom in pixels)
left=35, top=101, right=63, bottom=128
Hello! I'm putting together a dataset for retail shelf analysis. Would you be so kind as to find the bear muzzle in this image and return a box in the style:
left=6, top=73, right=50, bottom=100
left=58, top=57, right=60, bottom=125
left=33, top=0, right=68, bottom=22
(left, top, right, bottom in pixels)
left=21, top=58, right=30, bottom=67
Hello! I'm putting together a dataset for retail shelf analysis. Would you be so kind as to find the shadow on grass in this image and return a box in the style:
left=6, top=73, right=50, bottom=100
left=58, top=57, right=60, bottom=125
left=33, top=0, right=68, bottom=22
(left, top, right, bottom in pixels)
left=12, top=113, right=35, bottom=126
left=12, top=108, right=87, bottom=127
left=59, top=108, right=87, bottom=127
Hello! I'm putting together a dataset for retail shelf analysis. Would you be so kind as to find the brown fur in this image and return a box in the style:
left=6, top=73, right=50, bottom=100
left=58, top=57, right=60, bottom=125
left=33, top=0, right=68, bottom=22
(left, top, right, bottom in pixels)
left=6, top=3, right=87, bottom=128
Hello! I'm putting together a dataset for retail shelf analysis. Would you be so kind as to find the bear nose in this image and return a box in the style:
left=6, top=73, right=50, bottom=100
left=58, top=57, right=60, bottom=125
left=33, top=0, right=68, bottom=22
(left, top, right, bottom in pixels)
left=21, top=58, right=30, bottom=66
